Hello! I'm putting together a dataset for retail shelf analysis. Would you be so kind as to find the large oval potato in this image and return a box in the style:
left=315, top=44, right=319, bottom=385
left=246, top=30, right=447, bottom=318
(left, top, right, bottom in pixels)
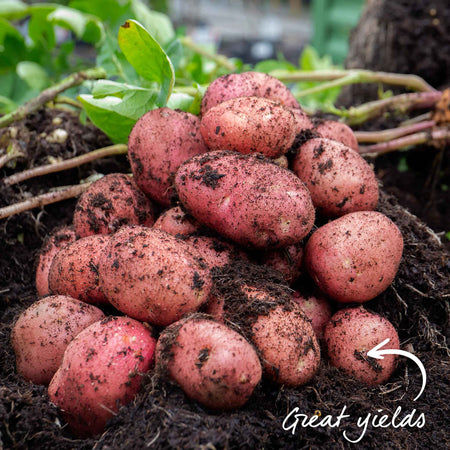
left=292, top=138, right=379, bottom=217
left=99, top=226, right=212, bottom=326
left=128, top=108, right=208, bottom=206
left=201, top=71, right=300, bottom=114
left=48, top=316, right=156, bottom=437
left=175, top=151, right=315, bottom=248
left=11, top=295, right=105, bottom=385
left=315, top=120, right=359, bottom=151
left=156, top=316, right=262, bottom=410
left=304, top=211, right=404, bottom=303
left=200, top=96, right=297, bottom=158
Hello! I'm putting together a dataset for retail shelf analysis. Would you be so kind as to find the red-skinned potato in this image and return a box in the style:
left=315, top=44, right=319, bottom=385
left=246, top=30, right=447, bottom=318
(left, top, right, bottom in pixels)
left=292, top=138, right=379, bottom=217
left=175, top=151, right=315, bottom=248
left=48, top=234, right=110, bottom=304
left=315, top=120, right=359, bottom=151
left=153, top=206, right=199, bottom=236
left=73, top=173, right=155, bottom=237
left=304, top=211, right=404, bottom=303
left=291, top=107, right=314, bottom=134
left=128, top=108, right=208, bottom=206
left=200, top=97, right=297, bottom=158
left=35, top=226, right=77, bottom=297
left=48, top=316, right=156, bottom=437
left=10, top=295, right=105, bottom=385
left=99, top=226, right=212, bottom=326
left=324, top=307, right=400, bottom=385
left=201, top=71, right=300, bottom=114
left=156, top=316, right=262, bottom=410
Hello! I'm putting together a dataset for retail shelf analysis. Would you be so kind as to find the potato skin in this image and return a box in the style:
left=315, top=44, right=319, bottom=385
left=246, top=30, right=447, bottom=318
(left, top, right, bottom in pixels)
left=99, top=226, right=212, bottom=326
left=175, top=151, right=315, bottom=248
left=304, top=211, right=404, bottom=303
left=324, top=307, right=399, bottom=385
left=10, top=295, right=105, bottom=385
left=73, top=173, right=155, bottom=237
left=48, top=234, right=110, bottom=304
left=48, top=316, right=156, bottom=437
left=292, top=138, right=379, bottom=217
left=315, top=120, right=358, bottom=151
left=35, top=226, right=77, bottom=297
left=128, top=108, right=208, bottom=206
left=201, top=71, right=300, bottom=115
left=156, top=317, right=262, bottom=410
left=153, top=206, right=199, bottom=236
left=200, top=97, right=297, bottom=158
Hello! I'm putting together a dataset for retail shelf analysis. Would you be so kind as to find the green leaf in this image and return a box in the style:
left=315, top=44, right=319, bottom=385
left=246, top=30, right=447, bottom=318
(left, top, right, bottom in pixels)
left=0, top=0, right=28, bottom=20
left=0, top=94, right=17, bottom=114
left=118, top=19, right=174, bottom=106
left=254, top=59, right=296, bottom=73
left=16, top=61, right=50, bottom=91
left=166, top=93, right=195, bottom=111
left=0, top=17, right=26, bottom=69
left=27, top=6, right=57, bottom=51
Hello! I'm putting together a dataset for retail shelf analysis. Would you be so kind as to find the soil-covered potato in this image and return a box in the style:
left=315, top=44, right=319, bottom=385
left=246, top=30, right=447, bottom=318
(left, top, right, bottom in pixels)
left=35, top=226, right=77, bottom=297
left=315, top=120, right=359, bottom=151
left=175, top=150, right=315, bottom=248
left=324, top=307, right=400, bottom=385
left=153, top=206, right=199, bottom=236
left=304, top=211, right=404, bottom=303
left=73, top=173, right=155, bottom=237
left=201, top=71, right=300, bottom=114
left=98, top=226, right=212, bottom=326
left=156, top=316, right=262, bottom=410
left=10, top=295, right=105, bottom=385
left=48, top=234, right=110, bottom=304
left=128, top=108, right=208, bottom=206
left=200, top=97, right=297, bottom=158
left=292, top=138, right=379, bottom=217
left=48, top=316, right=156, bottom=437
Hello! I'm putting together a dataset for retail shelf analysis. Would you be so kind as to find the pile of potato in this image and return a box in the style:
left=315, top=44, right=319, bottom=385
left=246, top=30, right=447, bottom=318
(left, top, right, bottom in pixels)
left=11, top=72, right=404, bottom=438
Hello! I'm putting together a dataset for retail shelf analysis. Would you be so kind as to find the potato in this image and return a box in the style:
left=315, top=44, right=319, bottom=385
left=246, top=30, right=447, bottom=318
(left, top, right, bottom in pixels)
left=292, top=138, right=379, bottom=217
left=175, top=151, right=315, bottom=248
left=200, top=97, right=297, bottom=158
left=201, top=71, right=300, bottom=115
left=153, top=206, right=199, bottom=236
left=324, top=307, right=399, bottom=385
left=315, top=120, right=358, bottom=151
left=128, top=108, right=208, bottom=206
left=10, top=295, right=105, bottom=385
left=73, top=173, right=155, bottom=238
left=48, top=316, right=156, bottom=437
left=99, top=226, right=212, bottom=326
left=35, top=226, right=77, bottom=297
left=292, top=290, right=332, bottom=339
left=48, top=234, right=110, bottom=304
left=291, top=107, right=314, bottom=134
left=156, top=316, right=262, bottom=410
left=304, top=211, right=404, bottom=303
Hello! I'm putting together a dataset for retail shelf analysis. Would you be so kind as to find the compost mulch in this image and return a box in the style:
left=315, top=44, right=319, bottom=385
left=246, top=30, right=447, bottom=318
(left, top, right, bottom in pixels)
left=1, top=109, right=449, bottom=449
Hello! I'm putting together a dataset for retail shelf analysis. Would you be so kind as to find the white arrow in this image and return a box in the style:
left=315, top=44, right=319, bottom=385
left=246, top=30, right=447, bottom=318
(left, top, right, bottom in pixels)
left=367, top=338, right=427, bottom=401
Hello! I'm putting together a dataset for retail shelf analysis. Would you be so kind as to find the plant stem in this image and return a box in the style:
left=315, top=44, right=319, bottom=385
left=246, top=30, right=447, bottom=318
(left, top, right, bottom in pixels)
left=54, top=95, right=83, bottom=109
left=0, top=183, right=91, bottom=220
left=354, top=120, right=436, bottom=143
left=294, top=73, right=360, bottom=98
left=4, top=144, right=128, bottom=185
left=0, top=67, right=107, bottom=129
left=0, top=151, right=26, bottom=170
left=359, top=127, right=450, bottom=155
left=179, top=36, right=237, bottom=72
left=270, top=69, right=436, bottom=92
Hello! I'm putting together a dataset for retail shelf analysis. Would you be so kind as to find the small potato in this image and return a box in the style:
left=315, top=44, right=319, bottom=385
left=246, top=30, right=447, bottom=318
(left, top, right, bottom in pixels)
left=201, top=71, right=300, bottom=114
left=200, top=97, right=297, bottom=158
left=10, top=295, right=105, bottom=385
left=48, top=316, right=156, bottom=437
left=292, top=138, right=379, bottom=217
left=315, top=120, right=358, bottom=151
left=156, top=316, right=262, bottom=410
left=153, top=206, right=199, bottom=236
left=292, top=290, right=332, bottom=339
left=35, top=226, right=77, bottom=297
left=48, top=234, right=110, bottom=304
left=324, top=307, right=399, bottom=385
left=99, top=226, right=212, bottom=326
left=128, top=108, right=208, bottom=206
left=175, top=151, right=315, bottom=248
left=304, top=211, right=404, bottom=303
left=73, top=173, right=155, bottom=237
